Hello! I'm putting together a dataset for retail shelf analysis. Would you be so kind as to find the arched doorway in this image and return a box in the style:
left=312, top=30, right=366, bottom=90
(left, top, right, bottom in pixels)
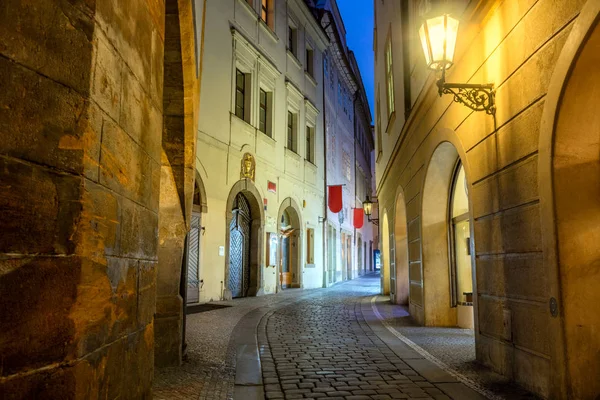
left=381, top=212, right=391, bottom=295
left=394, top=189, right=410, bottom=305
left=421, top=142, right=473, bottom=327
left=229, top=193, right=252, bottom=298
left=540, top=4, right=600, bottom=396
left=224, top=179, right=264, bottom=300
left=277, top=198, right=303, bottom=289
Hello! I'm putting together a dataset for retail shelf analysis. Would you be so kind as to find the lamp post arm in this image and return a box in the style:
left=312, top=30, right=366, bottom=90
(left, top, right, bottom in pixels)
left=436, top=70, right=496, bottom=115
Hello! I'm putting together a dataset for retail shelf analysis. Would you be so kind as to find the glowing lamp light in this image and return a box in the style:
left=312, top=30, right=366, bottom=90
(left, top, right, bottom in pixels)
left=417, top=13, right=495, bottom=115
left=362, top=196, right=378, bottom=225
left=362, top=196, right=373, bottom=217
left=419, top=14, right=459, bottom=71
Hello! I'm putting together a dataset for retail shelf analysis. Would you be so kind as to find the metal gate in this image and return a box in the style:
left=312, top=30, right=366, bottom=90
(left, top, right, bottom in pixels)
left=229, top=193, right=251, bottom=298
left=186, top=212, right=201, bottom=304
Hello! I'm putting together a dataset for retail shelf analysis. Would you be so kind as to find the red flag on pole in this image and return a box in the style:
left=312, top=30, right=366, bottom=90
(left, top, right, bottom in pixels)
left=353, top=208, right=364, bottom=229
left=328, top=185, right=343, bottom=213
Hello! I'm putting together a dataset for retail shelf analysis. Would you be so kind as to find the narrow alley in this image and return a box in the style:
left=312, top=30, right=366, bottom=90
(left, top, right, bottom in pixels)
left=154, top=275, right=536, bottom=400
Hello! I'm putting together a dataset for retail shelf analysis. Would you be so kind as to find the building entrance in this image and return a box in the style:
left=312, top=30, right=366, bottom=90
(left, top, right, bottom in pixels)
left=229, top=193, right=251, bottom=298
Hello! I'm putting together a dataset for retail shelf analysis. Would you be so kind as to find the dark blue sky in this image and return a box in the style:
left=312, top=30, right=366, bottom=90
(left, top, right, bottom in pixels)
left=337, top=0, right=375, bottom=119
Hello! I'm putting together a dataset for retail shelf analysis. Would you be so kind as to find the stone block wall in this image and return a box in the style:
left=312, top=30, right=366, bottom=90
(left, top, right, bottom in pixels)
left=374, top=0, right=591, bottom=397
left=0, top=0, right=164, bottom=398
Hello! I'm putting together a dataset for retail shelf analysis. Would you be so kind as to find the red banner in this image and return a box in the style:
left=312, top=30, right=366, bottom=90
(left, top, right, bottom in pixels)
left=353, top=208, right=364, bottom=229
left=328, top=185, right=343, bottom=213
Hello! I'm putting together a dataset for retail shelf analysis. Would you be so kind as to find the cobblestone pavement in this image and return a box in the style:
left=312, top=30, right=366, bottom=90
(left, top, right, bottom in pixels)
left=259, top=278, right=450, bottom=400
left=259, top=274, right=536, bottom=400
left=154, top=273, right=536, bottom=400
left=153, top=289, right=310, bottom=400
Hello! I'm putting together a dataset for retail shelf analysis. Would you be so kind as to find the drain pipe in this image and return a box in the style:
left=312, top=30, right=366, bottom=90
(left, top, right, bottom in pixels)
left=321, top=52, right=328, bottom=289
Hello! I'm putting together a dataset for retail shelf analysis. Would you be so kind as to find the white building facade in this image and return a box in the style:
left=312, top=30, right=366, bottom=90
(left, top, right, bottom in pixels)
left=313, top=0, right=375, bottom=286
left=191, top=0, right=329, bottom=302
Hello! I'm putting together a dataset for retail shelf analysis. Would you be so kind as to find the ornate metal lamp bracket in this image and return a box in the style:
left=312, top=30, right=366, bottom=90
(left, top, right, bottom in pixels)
left=436, top=70, right=496, bottom=116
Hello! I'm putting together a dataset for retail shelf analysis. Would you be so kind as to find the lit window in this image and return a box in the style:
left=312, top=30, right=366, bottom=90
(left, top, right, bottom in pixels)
left=306, top=228, right=315, bottom=264
left=261, top=0, right=268, bottom=22
left=385, top=29, right=395, bottom=118
left=376, top=85, right=382, bottom=153
left=260, top=0, right=274, bottom=30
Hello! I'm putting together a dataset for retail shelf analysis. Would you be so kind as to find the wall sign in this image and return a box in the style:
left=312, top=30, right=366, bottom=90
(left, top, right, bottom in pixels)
left=268, top=181, right=277, bottom=193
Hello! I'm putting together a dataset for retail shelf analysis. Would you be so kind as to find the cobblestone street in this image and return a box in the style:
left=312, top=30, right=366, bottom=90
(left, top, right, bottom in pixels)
left=154, top=274, right=536, bottom=400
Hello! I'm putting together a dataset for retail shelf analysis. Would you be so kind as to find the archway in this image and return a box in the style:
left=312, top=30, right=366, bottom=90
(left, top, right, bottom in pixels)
left=224, top=179, right=265, bottom=299
left=539, top=4, right=600, bottom=396
left=381, top=212, right=391, bottom=295
left=155, top=0, right=203, bottom=367
left=277, top=198, right=303, bottom=289
left=421, top=141, right=473, bottom=327
left=394, top=189, right=410, bottom=305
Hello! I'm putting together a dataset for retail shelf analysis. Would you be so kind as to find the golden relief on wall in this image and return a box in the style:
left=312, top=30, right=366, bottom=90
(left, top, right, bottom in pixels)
left=240, top=153, right=255, bottom=182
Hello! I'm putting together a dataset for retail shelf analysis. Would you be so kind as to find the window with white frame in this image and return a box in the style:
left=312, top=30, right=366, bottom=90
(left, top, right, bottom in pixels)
left=235, top=69, right=250, bottom=122
left=306, top=228, right=315, bottom=264
left=287, top=111, right=298, bottom=152
left=385, top=27, right=395, bottom=118
left=305, top=44, right=314, bottom=77
left=376, top=85, right=382, bottom=153
left=288, top=25, right=298, bottom=57
left=306, top=125, right=315, bottom=163
left=259, top=88, right=273, bottom=137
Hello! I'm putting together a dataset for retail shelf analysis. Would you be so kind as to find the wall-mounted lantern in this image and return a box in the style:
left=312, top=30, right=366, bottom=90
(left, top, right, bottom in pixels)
left=362, top=196, right=379, bottom=226
left=419, top=14, right=496, bottom=115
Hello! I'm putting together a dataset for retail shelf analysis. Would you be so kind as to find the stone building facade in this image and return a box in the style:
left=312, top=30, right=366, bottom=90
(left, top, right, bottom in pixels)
left=193, top=0, right=329, bottom=303
left=315, top=0, right=375, bottom=287
left=0, top=0, right=207, bottom=397
left=374, top=0, right=600, bottom=398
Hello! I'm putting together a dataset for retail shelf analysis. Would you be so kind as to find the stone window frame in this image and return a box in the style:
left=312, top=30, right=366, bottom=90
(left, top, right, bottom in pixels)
left=232, top=30, right=259, bottom=126
left=384, top=25, right=396, bottom=124
left=286, top=80, right=303, bottom=155
left=257, top=57, right=278, bottom=138
left=304, top=98, right=319, bottom=165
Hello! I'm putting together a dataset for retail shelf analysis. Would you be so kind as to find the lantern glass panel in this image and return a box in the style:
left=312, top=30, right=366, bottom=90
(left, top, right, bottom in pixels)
left=363, top=200, right=373, bottom=217
left=419, top=14, right=459, bottom=71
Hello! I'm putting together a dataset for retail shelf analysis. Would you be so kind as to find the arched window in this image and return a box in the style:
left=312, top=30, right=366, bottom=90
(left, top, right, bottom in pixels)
left=449, top=162, right=473, bottom=328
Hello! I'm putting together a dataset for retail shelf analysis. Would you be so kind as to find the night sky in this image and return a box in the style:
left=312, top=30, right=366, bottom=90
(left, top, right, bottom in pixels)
left=337, top=0, right=375, bottom=119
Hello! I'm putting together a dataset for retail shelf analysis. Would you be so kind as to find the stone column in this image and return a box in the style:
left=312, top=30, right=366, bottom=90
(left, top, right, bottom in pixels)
left=0, top=0, right=164, bottom=397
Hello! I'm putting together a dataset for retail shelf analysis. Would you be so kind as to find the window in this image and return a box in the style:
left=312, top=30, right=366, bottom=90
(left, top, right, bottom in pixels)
left=260, top=0, right=274, bottom=30
left=259, top=89, right=268, bottom=135
left=385, top=29, right=396, bottom=118
left=261, top=0, right=267, bottom=21
left=376, top=85, right=382, bottom=154
left=449, top=162, right=473, bottom=309
left=306, top=126, right=314, bottom=163
left=287, top=111, right=297, bottom=152
left=305, top=46, right=314, bottom=77
left=235, top=69, right=247, bottom=121
left=306, top=228, right=315, bottom=265
left=288, top=26, right=297, bottom=56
